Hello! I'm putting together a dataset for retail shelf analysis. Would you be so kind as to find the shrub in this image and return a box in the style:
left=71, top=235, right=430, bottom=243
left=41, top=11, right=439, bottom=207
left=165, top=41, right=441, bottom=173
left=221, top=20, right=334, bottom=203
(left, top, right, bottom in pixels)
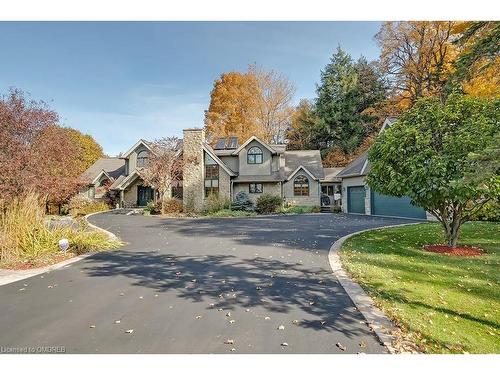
left=231, top=191, right=255, bottom=211
left=472, top=200, right=500, bottom=222
left=204, top=193, right=231, bottom=214
left=68, top=195, right=109, bottom=217
left=279, top=205, right=321, bottom=214
left=0, top=192, right=120, bottom=267
left=208, top=209, right=257, bottom=217
left=256, top=194, right=282, bottom=214
left=143, top=200, right=156, bottom=215
left=332, top=206, right=342, bottom=213
left=162, top=198, right=183, bottom=214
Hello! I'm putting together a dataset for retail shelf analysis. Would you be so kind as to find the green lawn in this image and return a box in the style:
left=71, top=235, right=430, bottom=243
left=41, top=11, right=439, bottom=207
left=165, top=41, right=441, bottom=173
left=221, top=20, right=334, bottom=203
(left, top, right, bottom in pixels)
left=340, top=221, right=500, bottom=354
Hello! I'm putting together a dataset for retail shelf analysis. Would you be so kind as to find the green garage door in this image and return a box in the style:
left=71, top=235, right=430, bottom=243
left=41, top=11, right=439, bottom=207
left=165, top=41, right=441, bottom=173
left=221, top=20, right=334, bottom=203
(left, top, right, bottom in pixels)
left=371, top=191, right=426, bottom=219
left=347, top=186, right=366, bottom=214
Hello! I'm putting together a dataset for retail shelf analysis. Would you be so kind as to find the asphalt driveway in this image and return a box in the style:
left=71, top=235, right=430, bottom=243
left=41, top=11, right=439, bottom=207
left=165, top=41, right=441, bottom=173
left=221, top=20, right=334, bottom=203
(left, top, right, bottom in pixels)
left=0, top=212, right=416, bottom=353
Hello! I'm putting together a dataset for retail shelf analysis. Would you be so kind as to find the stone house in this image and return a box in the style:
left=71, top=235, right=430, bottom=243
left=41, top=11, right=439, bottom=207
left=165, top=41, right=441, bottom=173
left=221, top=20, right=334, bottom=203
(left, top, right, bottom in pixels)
left=81, top=128, right=341, bottom=211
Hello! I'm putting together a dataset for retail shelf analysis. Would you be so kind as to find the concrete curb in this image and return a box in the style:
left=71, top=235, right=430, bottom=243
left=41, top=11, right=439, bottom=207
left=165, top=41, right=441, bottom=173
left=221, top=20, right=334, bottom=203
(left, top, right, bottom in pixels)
left=0, top=253, right=97, bottom=286
left=83, top=210, right=119, bottom=241
left=328, top=222, right=420, bottom=354
left=0, top=211, right=120, bottom=287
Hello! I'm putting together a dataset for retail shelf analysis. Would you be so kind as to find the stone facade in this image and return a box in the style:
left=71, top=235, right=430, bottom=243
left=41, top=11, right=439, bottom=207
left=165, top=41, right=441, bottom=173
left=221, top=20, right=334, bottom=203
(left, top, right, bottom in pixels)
left=122, top=177, right=145, bottom=208
left=218, top=167, right=231, bottom=201
left=183, top=128, right=205, bottom=213
left=233, top=182, right=282, bottom=203
left=283, top=170, right=321, bottom=206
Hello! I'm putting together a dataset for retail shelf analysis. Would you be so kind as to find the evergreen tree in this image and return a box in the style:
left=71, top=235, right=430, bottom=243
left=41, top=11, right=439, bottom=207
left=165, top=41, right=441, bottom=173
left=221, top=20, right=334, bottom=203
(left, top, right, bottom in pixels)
left=312, top=47, right=387, bottom=155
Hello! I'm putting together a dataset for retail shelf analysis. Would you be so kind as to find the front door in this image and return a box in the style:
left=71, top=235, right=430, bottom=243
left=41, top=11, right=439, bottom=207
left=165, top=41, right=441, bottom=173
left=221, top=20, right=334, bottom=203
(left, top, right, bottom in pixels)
left=137, top=185, right=154, bottom=207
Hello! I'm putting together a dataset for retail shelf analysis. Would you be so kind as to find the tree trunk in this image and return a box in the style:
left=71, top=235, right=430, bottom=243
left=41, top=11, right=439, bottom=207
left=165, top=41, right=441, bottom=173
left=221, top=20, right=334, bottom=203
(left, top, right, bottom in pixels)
left=442, top=215, right=462, bottom=248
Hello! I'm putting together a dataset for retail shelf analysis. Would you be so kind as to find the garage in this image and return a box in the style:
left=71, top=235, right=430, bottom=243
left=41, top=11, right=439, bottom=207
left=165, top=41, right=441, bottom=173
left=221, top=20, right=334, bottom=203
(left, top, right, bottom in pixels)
left=347, top=186, right=365, bottom=214
left=371, top=191, right=426, bottom=219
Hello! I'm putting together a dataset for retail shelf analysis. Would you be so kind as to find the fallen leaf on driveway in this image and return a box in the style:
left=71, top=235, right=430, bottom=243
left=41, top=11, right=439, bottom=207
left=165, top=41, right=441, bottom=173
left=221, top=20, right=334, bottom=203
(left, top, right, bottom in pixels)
left=277, top=325, right=285, bottom=330
left=125, top=329, right=134, bottom=334
left=19, top=288, right=25, bottom=291
left=281, top=342, right=289, bottom=347
left=336, top=342, right=346, bottom=351
left=89, top=325, right=96, bottom=328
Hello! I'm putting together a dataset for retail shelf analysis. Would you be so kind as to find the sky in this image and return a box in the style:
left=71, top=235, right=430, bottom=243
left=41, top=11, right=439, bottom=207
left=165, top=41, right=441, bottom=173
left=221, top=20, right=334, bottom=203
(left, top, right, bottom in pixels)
left=0, top=21, right=382, bottom=155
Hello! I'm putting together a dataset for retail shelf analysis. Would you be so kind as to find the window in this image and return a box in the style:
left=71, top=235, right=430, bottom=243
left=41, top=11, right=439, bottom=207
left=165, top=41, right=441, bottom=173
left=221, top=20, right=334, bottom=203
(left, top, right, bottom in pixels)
left=249, top=183, right=263, bottom=194
left=321, top=185, right=334, bottom=196
left=204, top=163, right=219, bottom=197
left=247, top=146, right=263, bottom=164
left=294, top=175, right=309, bottom=196
left=171, top=186, right=183, bottom=199
left=137, top=150, right=149, bottom=168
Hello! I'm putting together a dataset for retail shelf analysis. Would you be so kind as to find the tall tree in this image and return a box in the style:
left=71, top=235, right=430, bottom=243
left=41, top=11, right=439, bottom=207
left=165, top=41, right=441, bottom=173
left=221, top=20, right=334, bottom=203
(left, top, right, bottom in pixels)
left=314, top=47, right=387, bottom=157
left=0, top=89, right=104, bottom=207
left=376, top=21, right=456, bottom=107
left=286, top=99, right=318, bottom=150
left=204, top=71, right=264, bottom=142
left=249, top=64, right=296, bottom=143
left=62, top=127, right=104, bottom=175
left=449, top=21, right=500, bottom=98
left=367, top=94, right=499, bottom=247
left=204, top=66, right=296, bottom=143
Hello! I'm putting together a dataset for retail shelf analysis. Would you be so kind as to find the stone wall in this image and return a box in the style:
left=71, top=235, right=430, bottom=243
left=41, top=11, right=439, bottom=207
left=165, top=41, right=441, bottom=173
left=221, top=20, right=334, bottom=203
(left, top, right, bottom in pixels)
left=218, top=167, right=231, bottom=201
left=283, top=171, right=321, bottom=206
left=182, top=128, right=205, bottom=213
left=232, top=182, right=281, bottom=203
left=123, top=179, right=140, bottom=208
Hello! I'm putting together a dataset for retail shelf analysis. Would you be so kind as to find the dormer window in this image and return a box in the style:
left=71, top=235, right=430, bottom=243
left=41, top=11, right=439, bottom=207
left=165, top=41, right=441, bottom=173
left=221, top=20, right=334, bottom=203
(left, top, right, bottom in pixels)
left=247, top=146, right=263, bottom=164
left=137, top=150, right=149, bottom=168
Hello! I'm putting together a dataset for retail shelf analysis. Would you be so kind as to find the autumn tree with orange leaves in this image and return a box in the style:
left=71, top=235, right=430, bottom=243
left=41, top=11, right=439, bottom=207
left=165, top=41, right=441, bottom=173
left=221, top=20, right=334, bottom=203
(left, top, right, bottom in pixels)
left=204, top=66, right=295, bottom=144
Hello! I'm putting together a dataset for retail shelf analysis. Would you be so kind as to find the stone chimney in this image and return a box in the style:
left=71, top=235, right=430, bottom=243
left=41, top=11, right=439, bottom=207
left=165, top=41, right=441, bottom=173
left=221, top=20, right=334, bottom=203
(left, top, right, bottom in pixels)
left=182, top=128, right=205, bottom=212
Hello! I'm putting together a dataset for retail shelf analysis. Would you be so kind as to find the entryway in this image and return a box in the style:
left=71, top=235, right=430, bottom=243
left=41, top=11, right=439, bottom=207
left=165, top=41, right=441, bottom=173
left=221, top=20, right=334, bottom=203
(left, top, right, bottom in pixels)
left=137, top=185, right=154, bottom=207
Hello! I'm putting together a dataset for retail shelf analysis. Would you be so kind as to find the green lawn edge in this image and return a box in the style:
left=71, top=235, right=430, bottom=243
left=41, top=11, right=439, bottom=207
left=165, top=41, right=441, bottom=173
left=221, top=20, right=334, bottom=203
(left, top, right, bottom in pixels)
left=339, top=221, right=500, bottom=354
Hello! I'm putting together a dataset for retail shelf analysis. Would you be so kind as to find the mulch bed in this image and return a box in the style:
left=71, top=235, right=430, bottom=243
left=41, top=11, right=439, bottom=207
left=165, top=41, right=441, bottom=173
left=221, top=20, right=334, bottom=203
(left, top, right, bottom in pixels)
left=423, top=244, right=484, bottom=257
left=2, top=253, right=74, bottom=270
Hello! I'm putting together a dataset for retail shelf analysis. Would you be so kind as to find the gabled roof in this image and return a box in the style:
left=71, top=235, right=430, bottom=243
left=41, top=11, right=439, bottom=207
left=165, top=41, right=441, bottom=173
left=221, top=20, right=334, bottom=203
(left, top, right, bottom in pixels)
left=121, top=139, right=154, bottom=159
left=283, top=150, right=324, bottom=180
left=336, top=151, right=369, bottom=178
left=285, top=165, right=319, bottom=181
left=231, top=136, right=278, bottom=155
left=203, top=144, right=237, bottom=176
left=336, top=117, right=397, bottom=179
left=81, top=157, right=125, bottom=184
left=321, top=167, right=343, bottom=182
left=92, top=170, right=112, bottom=184
left=114, top=170, right=141, bottom=190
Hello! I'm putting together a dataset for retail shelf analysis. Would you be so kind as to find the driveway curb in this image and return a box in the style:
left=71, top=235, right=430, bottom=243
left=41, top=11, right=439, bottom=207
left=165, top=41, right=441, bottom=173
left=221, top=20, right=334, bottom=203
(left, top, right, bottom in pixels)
left=84, top=210, right=119, bottom=240
left=328, top=222, right=419, bottom=354
left=0, top=211, right=120, bottom=287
